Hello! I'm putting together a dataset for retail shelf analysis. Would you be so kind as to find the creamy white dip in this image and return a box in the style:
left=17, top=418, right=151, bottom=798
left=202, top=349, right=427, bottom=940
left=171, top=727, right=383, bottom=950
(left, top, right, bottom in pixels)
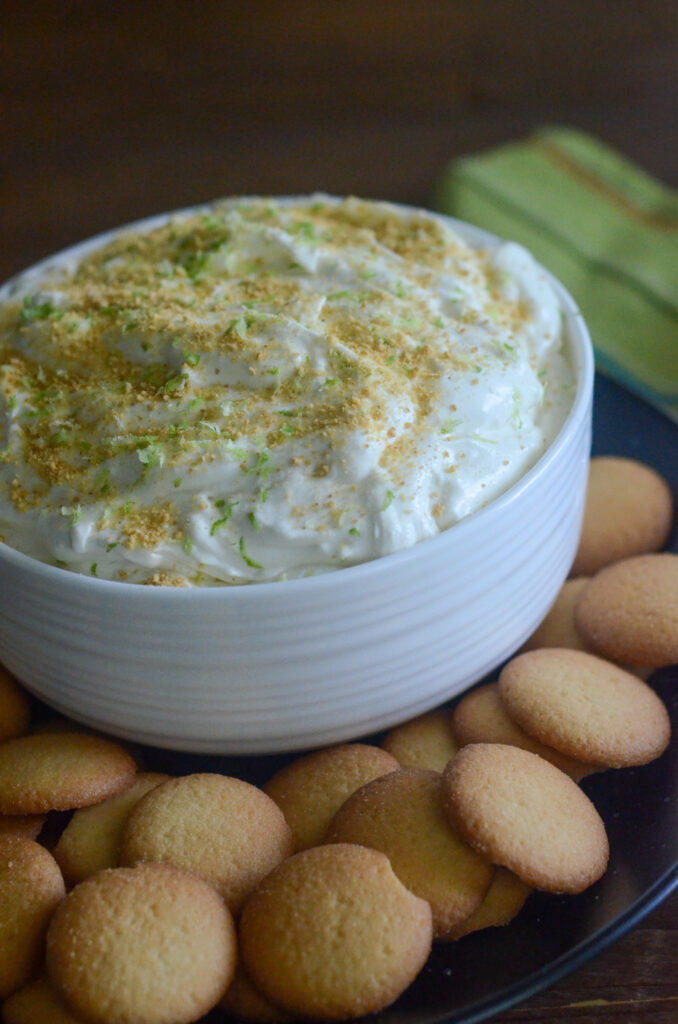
left=0, top=196, right=573, bottom=585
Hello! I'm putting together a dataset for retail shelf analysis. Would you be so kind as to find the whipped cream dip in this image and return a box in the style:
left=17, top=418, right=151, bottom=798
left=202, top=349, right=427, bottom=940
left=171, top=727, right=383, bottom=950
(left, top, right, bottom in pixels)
left=0, top=197, right=573, bottom=585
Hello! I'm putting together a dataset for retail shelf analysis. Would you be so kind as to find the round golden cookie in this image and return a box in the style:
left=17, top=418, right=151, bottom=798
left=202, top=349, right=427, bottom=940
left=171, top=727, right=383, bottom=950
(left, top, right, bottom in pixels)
left=46, top=863, right=237, bottom=1024
left=0, top=665, right=31, bottom=742
left=0, top=837, right=66, bottom=999
left=522, top=586, right=649, bottom=679
left=220, top=965, right=292, bottom=1023
left=54, top=772, right=170, bottom=884
left=452, top=682, right=596, bottom=780
left=500, top=649, right=670, bottom=768
left=325, top=767, right=493, bottom=936
left=120, top=772, right=293, bottom=913
left=0, top=813, right=45, bottom=840
left=263, top=743, right=399, bottom=851
left=382, top=710, right=459, bottom=772
left=575, top=553, right=678, bottom=668
left=2, top=977, right=85, bottom=1024
left=522, top=578, right=590, bottom=653
left=440, top=867, right=532, bottom=940
left=571, top=456, right=674, bottom=577
left=240, top=843, right=432, bottom=1021
left=31, top=718, right=145, bottom=767
left=443, top=744, right=609, bottom=893
left=0, top=732, right=137, bottom=815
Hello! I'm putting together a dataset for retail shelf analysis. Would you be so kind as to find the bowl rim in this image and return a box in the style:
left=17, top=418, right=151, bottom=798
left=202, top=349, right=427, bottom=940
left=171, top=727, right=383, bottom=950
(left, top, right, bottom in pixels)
left=0, top=200, right=594, bottom=600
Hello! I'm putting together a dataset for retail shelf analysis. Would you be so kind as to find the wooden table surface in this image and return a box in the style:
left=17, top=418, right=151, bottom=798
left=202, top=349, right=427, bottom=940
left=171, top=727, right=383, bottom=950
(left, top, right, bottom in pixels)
left=500, top=890, right=678, bottom=1023
left=3, top=3, right=678, bottom=1021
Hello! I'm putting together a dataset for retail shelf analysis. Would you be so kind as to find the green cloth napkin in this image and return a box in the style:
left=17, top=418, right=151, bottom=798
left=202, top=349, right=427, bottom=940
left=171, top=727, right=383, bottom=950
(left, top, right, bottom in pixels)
left=436, top=126, right=678, bottom=422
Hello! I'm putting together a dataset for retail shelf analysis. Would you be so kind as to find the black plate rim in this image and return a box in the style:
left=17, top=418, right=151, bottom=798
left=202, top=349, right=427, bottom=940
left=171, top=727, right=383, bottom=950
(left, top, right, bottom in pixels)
left=440, top=862, right=678, bottom=1024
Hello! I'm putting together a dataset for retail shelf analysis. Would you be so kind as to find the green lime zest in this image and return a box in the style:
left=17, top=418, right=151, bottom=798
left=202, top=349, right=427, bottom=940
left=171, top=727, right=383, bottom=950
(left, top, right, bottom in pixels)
left=211, top=503, right=237, bottom=535
left=164, top=373, right=188, bottom=395
left=19, top=299, right=56, bottom=324
left=381, top=489, right=395, bottom=511
left=441, top=417, right=461, bottom=435
left=239, top=536, right=262, bottom=569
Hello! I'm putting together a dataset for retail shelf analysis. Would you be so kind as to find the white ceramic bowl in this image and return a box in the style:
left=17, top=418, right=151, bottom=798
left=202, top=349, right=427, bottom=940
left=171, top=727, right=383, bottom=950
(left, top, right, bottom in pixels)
left=0, top=210, right=594, bottom=754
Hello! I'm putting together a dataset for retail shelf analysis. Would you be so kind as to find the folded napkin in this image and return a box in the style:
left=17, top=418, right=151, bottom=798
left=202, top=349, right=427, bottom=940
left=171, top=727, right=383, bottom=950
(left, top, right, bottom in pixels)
left=436, top=126, right=678, bottom=422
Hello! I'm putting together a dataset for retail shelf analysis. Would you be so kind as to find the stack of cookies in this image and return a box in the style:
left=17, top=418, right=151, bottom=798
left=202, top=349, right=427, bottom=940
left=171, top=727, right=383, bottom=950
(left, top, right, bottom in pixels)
left=0, top=456, right=674, bottom=1024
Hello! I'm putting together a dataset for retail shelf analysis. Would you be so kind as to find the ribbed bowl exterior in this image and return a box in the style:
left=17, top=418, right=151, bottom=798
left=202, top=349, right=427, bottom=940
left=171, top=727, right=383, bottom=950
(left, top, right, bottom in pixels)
left=0, top=215, right=594, bottom=753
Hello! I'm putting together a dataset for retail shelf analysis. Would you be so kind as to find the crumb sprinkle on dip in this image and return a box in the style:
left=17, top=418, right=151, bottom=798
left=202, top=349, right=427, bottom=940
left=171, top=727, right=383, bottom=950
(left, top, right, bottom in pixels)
left=0, top=196, right=573, bottom=585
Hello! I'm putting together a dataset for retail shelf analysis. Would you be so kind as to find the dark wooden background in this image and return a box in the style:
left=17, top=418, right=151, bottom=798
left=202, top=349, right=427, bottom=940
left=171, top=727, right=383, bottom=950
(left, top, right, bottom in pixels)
left=4, top=0, right=678, bottom=285
left=3, top=2, right=678, bottom=1021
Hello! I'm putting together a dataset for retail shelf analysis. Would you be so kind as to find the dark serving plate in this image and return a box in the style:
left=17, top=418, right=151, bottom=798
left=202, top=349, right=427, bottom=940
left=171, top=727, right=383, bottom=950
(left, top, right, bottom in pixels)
left=102, top=373, right=678, bottom=1022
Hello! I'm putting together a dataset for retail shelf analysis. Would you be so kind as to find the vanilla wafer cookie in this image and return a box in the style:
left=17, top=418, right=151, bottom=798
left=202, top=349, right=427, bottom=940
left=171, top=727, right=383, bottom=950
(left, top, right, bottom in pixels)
left=0, top=837, right=65, bottom=999
left=263, top=744, right=398, bottom=851
left=0, top=813, right=45, bottom=840
left=0, top=732, right=137, bottom=815
left=46, top=863, right=237, bottom=1024
left=522, top=578, right=590, bottom=652
left=54, top=772, right=170, bottom=884
left=325, top=767, right=493, bottom=937
left=443, top=744, right=609, bottom=893
left=219, top=965, right=292, bottom=1023
left=382, top=711, right=459, bottom=772
left=2, top=977, right=85, bottom=1024
left=452, top=682, right=596, bottom=780
left=499, top=649, right=670, bottom=767
left=575, top=553, right=678, bottom=668
left=120, top=773, right=293, bottom=913
left=439, top=867, right=532, bottom=940
left=571, top=456, right=673, bottom=577
left=0, top=665, right=31, bottom=741
left=240, top=843, right=432, bottom=1021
